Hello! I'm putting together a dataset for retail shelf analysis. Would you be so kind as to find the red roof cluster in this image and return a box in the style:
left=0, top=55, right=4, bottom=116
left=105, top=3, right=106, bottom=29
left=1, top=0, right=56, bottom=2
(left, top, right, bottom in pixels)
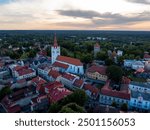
left=13, top=65, right=28, bottom=71
left=48, top=69, right=61, bottom=79
left=32, top=76, right=47, bottom=92
left=83, top=83, right=99, bottom=97
left=144, top=54, right=150, bottom=59
left=17, top=68, right=35, bottom=76
left=101, top=81, right=130, bottom=100
left=1, top=96, right=21, bottom=113
left=45, top=81, right=72, bottom=103
left=87, top=65, right=107, bottom=75
left=45, top=81, right=63, bottom=90
left=73, top=79, right=84, bottom=88
left=57, top=55, right=83, bottom=66
left=62, top=73, right=76, bottom=81
left=53, top=61, right=69, bottom=69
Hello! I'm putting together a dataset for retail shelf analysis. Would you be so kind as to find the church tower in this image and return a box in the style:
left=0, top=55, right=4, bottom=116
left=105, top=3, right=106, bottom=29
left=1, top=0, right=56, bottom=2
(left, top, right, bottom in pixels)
left=51, top=33, right=60, bottom=64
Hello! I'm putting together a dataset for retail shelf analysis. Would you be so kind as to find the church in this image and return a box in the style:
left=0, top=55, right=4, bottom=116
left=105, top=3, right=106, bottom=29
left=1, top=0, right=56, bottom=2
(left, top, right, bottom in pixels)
left=51, top=34, right=84, bottom=75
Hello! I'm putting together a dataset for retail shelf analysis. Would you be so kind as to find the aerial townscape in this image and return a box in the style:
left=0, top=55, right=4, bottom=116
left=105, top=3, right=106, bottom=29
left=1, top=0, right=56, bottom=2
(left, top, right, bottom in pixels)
left=0, top=30, right=150, bottom=113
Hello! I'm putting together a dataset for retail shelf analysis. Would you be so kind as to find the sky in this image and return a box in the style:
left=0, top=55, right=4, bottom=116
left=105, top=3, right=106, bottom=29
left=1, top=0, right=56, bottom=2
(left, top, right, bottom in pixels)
left=0, top=0, right=150, bottom=30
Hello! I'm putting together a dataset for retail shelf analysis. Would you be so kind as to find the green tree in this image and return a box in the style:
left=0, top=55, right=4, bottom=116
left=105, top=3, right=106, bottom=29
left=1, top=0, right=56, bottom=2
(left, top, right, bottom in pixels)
left=60, top=103, right=86, bottom=113
left=96, top=51, right=108, bottom=61
left=0, top=87, right=12, bottom=101
left=111, top=101, right=117, bottom=108
left=106, top=65, right=123, bottom=83
left=121, top=103, right=128, bottom=112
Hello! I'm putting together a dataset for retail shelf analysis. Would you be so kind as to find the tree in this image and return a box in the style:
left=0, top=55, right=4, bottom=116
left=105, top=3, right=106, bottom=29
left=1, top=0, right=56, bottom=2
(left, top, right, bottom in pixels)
left=60, top=103, right=86, bottom=113
left=106, top=65, right=123, bottom=83
left=81, top=53, right=93, bottom=64
left=61, top=89, right=88, bottom=106
left=105, top=58, right=114, bottom=66
left=0, top=87, right=12, bottom=101
left=48, top=89, right=88, bottom=113
left=111, top=101, right=117, bottom=108
left=96, top=51, right=108, bottom=61
left=121, top=103, right=128, bottom=112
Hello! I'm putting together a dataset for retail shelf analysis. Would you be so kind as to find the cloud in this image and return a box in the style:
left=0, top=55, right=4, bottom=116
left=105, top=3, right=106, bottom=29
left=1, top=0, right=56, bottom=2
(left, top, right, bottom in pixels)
left=125, top=0, right=150, bottom=4
left=56, top=10, right=150, bottom=26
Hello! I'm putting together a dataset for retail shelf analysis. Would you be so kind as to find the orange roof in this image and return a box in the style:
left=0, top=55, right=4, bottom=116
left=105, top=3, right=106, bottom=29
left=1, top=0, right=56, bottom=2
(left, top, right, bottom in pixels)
left=53, top=61, right=69, bottom=69
left=57, top=56, right=83, bottom=66
left=73, top=79, right=84, bottom=88
left=48, top=70, right=61, bottom=79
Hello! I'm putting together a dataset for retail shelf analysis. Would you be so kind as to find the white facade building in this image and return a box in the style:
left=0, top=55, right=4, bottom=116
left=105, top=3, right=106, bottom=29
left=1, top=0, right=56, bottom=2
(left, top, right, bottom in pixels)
left=51, top=34, right=84, bottom=75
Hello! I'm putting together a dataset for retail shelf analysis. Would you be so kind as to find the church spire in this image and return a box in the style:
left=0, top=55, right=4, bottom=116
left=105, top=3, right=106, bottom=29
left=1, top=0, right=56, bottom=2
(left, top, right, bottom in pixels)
left=54, top=33, right=58, bottom=47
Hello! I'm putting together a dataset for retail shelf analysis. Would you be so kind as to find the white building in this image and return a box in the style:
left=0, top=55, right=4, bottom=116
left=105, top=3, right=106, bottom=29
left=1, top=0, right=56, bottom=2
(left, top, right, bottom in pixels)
left=117, top=50, right=123, bottom=57
left=51, top=34, right=84, bottom=75
left=51, top=33, right=60, bottom=64
left=130, top=91, right=150, bottom=111
left=124, top=60, right=136, bottom=68
left=129, top=81, right=150, bottom=111
left=131, top=61, right=144, bottom=70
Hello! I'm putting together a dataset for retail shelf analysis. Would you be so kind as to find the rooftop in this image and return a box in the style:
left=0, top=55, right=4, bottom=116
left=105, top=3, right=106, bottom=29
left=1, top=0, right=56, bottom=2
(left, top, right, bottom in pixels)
left=56, top=55, right=83, bottom=66
left=87, top=65, right=107, bottom=75
left=53, top=61, right=69, bottom=69
left=48, top=70, right=61, bottom=79
left=83, top=83, right=99, bottom=97
left=73, top=79, right=84, bottom=88
left=62, top=73, right=77, bottom=81
left=101, top=80, right=130, bottom=100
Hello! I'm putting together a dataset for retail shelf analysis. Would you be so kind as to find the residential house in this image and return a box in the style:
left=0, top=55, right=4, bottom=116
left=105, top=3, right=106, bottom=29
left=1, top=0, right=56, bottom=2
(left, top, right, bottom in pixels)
left=82, top=83, right=99, bottom=100
left=60, top=73, right=78, bottom=89
left=44, top=81, right=72, bottom=103
left=47, top=69, right=62, bottom=82
left=100, top=81, right=130, bottom=107
left=30, top=95, right=49, bottom=112
left=86, top=65, right=108, bottom=83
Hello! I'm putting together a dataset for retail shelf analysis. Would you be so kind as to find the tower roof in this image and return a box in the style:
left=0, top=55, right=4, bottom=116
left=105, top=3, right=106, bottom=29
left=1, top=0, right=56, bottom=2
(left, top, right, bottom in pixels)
left=53, top=33, right=58, bottom=47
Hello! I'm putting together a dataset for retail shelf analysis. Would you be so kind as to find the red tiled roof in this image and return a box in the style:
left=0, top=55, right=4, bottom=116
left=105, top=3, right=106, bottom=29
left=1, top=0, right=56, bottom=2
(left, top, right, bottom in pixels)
left=7, top=105, right=21, bottom=113
left=48, top=70, right=61, bottom=79
left=45, top=81, right=63, bottom=90
left=87, top=65, right=107, bottom=75
left=73, top=79, right=84, bottom=88
left=101, top=81, right=130, bottom=100
left=57, top=55, right=83, bottom=66
left=83, top=83, right=99, bottom=95
left=32, top=76, right=47, bottom=85
left=32, top=76, right=47, bottom=92
left=48, top=87, right=72, bottom=103
left=13, top=66, right=28, bottom=71
left=17, top=79, right=26, bottom=84
left=144, top=54, right=150, bottom=59
left=62, top=73, right=76, bottom=81
left=17, top=68, right=34, bottom=76
left=53, top=61, right=69, bottom=69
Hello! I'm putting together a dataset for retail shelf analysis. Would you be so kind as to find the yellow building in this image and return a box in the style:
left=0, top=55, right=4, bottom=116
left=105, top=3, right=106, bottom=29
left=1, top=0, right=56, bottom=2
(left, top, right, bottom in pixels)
left=86, top=65, right=108, bottom=82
